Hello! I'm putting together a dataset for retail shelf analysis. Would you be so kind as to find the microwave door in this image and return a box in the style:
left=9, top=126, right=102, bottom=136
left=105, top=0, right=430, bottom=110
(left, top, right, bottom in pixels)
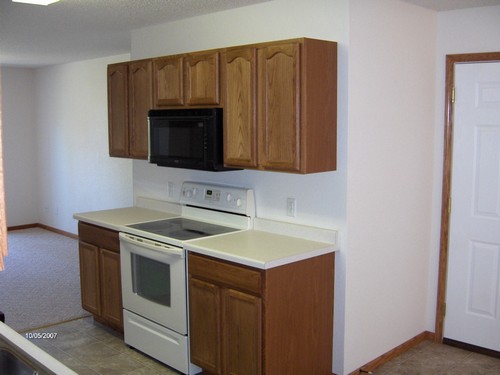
left=149, top=117, right=205, bottom=168
left=147, top=108, right=238, bottom=171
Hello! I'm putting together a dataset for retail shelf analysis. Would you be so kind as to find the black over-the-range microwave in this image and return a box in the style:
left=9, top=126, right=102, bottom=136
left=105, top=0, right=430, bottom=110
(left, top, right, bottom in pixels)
left=148, top=108, right=238, bottom=171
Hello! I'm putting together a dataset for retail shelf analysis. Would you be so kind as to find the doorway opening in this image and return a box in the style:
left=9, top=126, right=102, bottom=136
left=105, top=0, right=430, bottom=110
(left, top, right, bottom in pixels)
left=435, top=52, right=500, bottom=348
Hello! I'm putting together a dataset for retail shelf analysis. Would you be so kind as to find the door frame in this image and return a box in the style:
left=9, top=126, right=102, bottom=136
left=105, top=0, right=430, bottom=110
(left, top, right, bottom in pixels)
left=435, top=52, right=500, bottom=343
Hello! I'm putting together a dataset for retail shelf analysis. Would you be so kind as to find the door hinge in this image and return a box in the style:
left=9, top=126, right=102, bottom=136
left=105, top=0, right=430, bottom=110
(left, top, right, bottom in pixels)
left=451, top=87, right=455, bottom=103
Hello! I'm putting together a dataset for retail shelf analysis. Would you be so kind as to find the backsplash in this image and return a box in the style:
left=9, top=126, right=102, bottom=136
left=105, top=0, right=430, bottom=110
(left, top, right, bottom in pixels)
left=132, top=159, right=344, bottom=230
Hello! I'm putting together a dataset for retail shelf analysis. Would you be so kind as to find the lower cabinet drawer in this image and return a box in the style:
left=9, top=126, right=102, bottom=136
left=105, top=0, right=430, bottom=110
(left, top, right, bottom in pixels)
left=188, top=253, right=262, bottom=295
left=78, top=222, right=119, bottom=252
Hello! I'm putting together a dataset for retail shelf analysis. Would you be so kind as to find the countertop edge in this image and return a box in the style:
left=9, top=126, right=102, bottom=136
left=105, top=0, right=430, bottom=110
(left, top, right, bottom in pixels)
left=186, top=243, right=335, bottom=269
left=72, top=213, right=124, bottom=232
left=0, top=322, right=78, bottom=374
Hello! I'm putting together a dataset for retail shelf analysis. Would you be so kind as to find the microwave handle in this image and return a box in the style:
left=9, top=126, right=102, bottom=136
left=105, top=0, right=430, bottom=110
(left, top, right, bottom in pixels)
left=119, top=233, right=184, bottom=258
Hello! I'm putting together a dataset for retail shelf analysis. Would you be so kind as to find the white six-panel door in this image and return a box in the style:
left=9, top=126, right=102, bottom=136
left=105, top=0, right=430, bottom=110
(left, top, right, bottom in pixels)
left=444, top=62, right=500, bottom=351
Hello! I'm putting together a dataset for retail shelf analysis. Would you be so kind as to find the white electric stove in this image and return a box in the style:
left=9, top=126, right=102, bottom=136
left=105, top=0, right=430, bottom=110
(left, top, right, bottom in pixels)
left=119, top=181, right=255, bottom=375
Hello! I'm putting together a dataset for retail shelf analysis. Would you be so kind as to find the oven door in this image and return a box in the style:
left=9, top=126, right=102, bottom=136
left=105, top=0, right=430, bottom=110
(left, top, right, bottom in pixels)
left=119, top=233, right=187, bottom=335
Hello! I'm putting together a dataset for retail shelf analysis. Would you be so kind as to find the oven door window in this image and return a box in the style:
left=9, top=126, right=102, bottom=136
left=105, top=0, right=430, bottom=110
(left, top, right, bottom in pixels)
left=131, top=253, right=171, bottom=307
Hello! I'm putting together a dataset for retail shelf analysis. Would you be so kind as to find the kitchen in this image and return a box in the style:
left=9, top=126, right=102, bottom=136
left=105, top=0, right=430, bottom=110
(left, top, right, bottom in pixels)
left=1, top=0, right=500, bottom=374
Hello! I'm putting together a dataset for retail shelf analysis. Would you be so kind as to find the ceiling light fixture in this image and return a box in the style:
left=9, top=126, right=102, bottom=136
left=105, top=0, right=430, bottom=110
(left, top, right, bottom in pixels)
left=12, top=0, right=60, bottom=5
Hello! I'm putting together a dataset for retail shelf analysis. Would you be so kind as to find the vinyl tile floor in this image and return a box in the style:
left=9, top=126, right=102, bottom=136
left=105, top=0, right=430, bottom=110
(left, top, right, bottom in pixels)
left=26, top=316, right=183, bottom=375
left=26, top=318, right=500, bottom=375
left=372, top=340, right=500, bottom=375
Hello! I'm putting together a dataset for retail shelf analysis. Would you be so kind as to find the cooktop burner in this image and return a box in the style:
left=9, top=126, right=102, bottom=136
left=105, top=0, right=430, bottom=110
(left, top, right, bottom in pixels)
left=127, top=217, right=239, bottom=241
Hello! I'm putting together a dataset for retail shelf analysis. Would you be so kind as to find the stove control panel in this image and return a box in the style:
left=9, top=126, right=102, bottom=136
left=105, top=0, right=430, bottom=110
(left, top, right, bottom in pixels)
left=180, top=182, right=255, bottom=217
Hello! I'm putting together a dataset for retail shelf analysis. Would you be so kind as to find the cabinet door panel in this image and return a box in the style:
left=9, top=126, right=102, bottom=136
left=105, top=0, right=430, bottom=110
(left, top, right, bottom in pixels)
left=128, top=60, right=152, bottom=158
left=224, top=289, right=262, bottom=375
left=189, top=277, right=222, bottom=374
left=258, top=43, right=301, bottom=172
left=223, top=48, right=258, bottom=168
left=107, top=64, right=129, bottom=157
left=99, top=248, right=123, bottom=329
left=185, top=51, right=220, bottom=105
left=79, top=241, right=100, bottom=315
left=153, top=56, right=184, bottom=106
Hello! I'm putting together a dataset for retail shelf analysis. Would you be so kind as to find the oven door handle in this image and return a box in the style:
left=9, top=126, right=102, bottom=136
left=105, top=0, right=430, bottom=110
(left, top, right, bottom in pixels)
left=119, top=233, right=184, bottom=258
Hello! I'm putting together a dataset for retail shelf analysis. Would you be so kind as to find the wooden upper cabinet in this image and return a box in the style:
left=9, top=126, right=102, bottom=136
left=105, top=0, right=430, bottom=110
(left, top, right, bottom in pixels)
left=222, top=47, right=258, bottom=168
left=128, top=59, right=153, bottom=158
left=223, top=38, right=337, bottom=173
left=107, top=59, right=151, bottom=159
left=184, top=51, right=220, bottom=106
left=298, top=38, right=337, bottom=173
left=107, top=63, right=129, bottom=157
left=153, top=51, right=220, bottom=108
left=153, top=55, right=184, bottom=106
left=108, top=38, right=337, bottom=170
left=258, top=42, right=301, bottom=172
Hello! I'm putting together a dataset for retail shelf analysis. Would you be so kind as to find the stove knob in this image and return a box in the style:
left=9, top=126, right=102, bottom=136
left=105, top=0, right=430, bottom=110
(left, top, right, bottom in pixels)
left=192, top=188, right=198, bottom=196
left=226, top=193, right=232, bottom=202
left=184, top=189, right=192, bottom=198
left=236, top=198, right=242, bottom=207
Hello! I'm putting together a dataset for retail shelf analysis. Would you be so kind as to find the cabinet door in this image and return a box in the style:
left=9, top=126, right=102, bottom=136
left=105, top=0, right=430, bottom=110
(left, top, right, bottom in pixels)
left=184, top=51, right=220, bottom=106
left=258, top=43, right=301, bottom=172
left=189, top=277, right=222, bottom=374
left=153, top=56, right=184, bottom=106
left=224, top=289, right=262, bottom=375
left=99, top=248, right=123, bottom=330
left=128, top=60, right=153, bottom=159
left=78, top=241, right=100, bottom=316
left=107, top=63, right=129, bottom=157
left=223, top=48, right=258, bottom=168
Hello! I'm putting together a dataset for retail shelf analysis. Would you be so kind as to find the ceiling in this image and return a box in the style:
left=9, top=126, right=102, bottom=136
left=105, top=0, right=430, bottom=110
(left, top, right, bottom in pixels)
left=401, top=0, right=500, bottom=11
left=1, top=0, right=499, bottom=68
left=0, top=0, right=270, bottom=67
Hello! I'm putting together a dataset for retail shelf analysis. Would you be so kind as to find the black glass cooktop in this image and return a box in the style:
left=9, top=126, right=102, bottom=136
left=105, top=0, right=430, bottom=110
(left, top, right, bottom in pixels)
left=127, top=218, right=238, bottom=241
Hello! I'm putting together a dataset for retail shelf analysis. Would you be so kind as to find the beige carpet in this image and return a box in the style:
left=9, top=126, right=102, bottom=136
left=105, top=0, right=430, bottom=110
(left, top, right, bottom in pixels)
left=0, top=227, right=90, bottom=332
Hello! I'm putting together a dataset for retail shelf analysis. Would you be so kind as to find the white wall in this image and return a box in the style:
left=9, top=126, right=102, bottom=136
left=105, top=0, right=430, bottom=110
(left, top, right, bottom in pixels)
left=131, top=0, right=349, bottom=373
left=32, top=54, right=134, bottom=234
left=130, top=0, right=348, bottom=226
left=1, top=67, right=39, bottom=226
left=1, top=55, right=134, bottom=233
left=345, top=0, right=436, bottom=373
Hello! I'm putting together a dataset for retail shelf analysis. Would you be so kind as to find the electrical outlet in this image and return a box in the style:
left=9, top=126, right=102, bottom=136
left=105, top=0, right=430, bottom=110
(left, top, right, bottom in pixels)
left=286, top=197, right=296, bottom=217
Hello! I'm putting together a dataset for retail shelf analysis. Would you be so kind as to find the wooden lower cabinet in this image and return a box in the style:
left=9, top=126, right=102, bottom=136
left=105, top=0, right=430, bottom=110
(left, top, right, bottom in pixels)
left=224, top=289, right=262, bottom=375
left=99, top=248, right=123, bottom=329
left=189, top=278, right=222, bottom=373
left=78, top=222, right=123, bottom=332
left=188, top=252, right=334, bottom=375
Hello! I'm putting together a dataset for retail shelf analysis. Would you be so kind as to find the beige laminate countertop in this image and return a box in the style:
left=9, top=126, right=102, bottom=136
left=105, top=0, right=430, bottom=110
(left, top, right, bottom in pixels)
left=184, top=229, right=335, bottom=269
left=73, top=207, right=179, bottom=232
left=74, top=206, right=337, bottom=269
